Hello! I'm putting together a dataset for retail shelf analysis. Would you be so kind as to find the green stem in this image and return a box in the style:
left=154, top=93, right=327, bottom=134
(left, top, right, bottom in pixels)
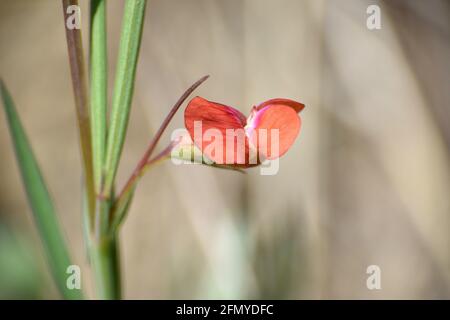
left=90, top=234, right=121, bottom=299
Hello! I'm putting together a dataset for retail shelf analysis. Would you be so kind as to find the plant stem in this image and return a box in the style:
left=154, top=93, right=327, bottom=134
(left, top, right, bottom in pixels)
left=116, top=75, right=209, bottom=204
left=62, top=0, right=96, bottom=224
left=90, top=234, right=121, bottom=300
left=110, top=140, right=178, bottom=232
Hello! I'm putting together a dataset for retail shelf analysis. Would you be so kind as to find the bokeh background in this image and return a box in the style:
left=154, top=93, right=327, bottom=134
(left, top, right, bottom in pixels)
left=0, top=0, right=449, bottom=299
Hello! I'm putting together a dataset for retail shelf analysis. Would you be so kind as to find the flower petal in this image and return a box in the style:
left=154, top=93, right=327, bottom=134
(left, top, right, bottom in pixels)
left=185, top=96, right=253, bottom=166
left=248, top=105, right=301, bottom=159
left=256, top=98, right=305, bottom=113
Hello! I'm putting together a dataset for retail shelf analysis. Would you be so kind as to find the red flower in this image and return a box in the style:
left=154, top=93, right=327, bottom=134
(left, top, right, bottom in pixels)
left=184, top=97, right=305, bottom=167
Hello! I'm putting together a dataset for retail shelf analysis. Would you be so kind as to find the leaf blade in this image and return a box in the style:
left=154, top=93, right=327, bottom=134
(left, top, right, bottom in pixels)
left=90, top=0, right=108, bottom=193
left=103, top=0, right=147, bottom=197
left=1, top=81, right=83, bottom=300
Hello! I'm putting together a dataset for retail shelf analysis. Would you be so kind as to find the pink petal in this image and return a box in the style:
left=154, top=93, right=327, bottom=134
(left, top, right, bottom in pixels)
left=256, top=98, right=305, bottom=113
left=248, top=104, right=301, bottom=160
left=185, top=96, right=253, bottom=166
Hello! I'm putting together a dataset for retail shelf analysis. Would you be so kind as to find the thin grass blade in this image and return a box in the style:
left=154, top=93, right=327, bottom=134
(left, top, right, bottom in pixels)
left=103, top=0, right=147, bottom=197
left=90, top=0, right=108, bottom=193
left=0, top=81, right=83, bottom=300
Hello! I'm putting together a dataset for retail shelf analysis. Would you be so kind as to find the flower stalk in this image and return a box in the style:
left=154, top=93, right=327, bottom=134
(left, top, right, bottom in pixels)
left=110, top=75, right=209, bottom=230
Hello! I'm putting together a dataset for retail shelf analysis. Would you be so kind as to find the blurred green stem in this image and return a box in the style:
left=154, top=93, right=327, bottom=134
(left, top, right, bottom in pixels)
left=90, top=234, right=121, bottom=300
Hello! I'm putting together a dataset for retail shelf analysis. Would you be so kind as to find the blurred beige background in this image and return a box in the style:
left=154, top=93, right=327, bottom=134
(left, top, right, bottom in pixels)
left=0, top=0, right=449, bottom=299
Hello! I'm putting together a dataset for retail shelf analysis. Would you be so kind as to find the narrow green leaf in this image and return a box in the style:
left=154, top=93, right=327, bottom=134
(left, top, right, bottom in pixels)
left=103, top=0, right=147, bottom=196
left=111, top=186, right=135, bottom=233
left=90, top=0, right=108, bottom=193
left=0, top=81, right=83, bottom=300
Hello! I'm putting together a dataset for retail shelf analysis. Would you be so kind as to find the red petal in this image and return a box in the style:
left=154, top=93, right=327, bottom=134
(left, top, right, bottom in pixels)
left=185, top=96, right=254, bottom=166
left=256, top=98, right=305, bottom=113
left=248, top=105, right=301, bottom=159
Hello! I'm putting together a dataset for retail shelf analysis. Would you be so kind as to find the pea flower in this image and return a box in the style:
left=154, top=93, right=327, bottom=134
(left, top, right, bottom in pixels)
left=182, top=96, right=305, bottom=168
